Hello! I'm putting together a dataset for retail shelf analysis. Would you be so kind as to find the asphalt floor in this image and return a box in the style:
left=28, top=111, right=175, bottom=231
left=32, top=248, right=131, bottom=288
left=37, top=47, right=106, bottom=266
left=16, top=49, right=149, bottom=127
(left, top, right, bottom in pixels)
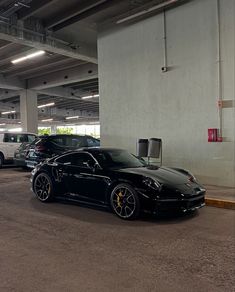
left=0, top=167, right=234, bottom=292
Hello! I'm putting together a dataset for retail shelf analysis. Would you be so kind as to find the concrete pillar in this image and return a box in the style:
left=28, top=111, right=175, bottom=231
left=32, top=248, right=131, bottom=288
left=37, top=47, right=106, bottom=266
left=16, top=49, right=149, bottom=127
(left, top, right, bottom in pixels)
left=51, top=125, right=57, bottom=134
left=20, top=89, right=38, bottom=134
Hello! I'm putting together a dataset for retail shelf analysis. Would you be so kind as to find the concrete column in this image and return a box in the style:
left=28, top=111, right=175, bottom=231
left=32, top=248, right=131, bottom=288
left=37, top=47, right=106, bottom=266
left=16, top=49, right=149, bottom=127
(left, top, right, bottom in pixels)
left=51, top=125, right=57, bottom=134
left=20, top=89, right=38, bottom=134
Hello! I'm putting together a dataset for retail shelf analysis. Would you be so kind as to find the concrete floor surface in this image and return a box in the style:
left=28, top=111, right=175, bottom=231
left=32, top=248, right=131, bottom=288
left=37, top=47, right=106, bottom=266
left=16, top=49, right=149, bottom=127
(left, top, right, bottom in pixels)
left=0, top=168, right=234, bottom=292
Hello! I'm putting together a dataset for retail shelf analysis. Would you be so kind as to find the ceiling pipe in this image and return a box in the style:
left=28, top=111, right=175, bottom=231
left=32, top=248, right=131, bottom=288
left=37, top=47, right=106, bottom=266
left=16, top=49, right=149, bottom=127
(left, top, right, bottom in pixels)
left=116, top=0, right=183, bottom=24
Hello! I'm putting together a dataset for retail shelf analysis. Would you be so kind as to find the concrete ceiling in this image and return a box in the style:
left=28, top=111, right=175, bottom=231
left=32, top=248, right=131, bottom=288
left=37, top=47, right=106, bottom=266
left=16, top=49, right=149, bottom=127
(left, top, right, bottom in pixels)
left=0, top=0, right=188, bottom=126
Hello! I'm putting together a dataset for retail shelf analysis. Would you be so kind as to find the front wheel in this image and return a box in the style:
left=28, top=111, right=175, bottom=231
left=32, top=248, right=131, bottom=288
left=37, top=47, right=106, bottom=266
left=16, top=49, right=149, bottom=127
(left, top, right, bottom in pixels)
left=110, top=183, right=140, bottom=220
left=33, top=172, right=54, bottom=202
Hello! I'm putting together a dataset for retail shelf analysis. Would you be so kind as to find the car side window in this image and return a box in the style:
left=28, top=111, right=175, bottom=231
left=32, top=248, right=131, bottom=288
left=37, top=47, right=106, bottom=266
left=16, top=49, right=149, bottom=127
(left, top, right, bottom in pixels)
left=17, top=134, right=28, bottom=143
left=56, top=153, right=95, bottom=168
left=51, top=137, right=64, bottom=146
left=27, top=135, right=36, bottom=143
left=72, top=153, right=95, bottom=167
left=4, top=133, right=17, bottom=143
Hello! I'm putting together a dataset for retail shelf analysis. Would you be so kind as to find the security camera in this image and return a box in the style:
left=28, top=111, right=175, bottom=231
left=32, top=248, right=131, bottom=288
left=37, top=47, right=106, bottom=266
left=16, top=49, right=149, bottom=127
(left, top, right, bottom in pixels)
left=161, top=66, right=167, bottom=72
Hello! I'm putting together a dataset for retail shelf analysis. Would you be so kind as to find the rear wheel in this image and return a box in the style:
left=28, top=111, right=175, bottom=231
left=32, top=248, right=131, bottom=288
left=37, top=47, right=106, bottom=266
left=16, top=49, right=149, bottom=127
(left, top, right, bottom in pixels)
left=110, top=183, right=140, bottom=220
left=34, top=173, right=54, bottom=202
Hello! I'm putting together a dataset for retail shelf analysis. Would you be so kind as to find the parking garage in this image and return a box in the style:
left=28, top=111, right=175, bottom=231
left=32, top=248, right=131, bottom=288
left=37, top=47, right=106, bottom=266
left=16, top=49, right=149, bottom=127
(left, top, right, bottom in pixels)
left=0, top=0, right=234, bottom=291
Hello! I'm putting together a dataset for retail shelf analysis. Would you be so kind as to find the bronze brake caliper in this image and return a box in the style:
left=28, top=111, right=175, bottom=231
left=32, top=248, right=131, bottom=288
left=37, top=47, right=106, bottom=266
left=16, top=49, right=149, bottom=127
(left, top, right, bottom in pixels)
left=117, top=191, right=123, bottom=207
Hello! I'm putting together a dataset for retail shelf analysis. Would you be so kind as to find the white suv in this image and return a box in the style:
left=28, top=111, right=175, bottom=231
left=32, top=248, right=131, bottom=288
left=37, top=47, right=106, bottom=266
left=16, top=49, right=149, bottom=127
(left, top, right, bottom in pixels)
left=0, top=132, right=37, bottom=167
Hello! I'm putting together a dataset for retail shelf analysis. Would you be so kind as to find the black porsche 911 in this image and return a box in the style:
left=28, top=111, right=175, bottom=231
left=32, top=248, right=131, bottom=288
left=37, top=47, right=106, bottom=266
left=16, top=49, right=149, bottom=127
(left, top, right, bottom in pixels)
left=31, top=148, right=205, bottom=220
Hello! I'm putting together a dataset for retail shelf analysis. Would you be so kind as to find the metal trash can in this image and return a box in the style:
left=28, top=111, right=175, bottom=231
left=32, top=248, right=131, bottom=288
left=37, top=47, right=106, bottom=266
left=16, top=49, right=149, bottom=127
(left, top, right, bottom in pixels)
left=148, top=138, right=162, bottom=158
left=137, top=138, right=148, bottom=157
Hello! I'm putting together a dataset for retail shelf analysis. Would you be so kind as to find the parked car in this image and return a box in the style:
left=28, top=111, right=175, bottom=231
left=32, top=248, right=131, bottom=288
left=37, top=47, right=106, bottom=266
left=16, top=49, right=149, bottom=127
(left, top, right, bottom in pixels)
left=31, top=148, right=205, bottom=220
left=14, top=138, right=39, bottom=168
left=0, top=132, right=37, bottom=168
left=25, top=134, right=100, bottom=168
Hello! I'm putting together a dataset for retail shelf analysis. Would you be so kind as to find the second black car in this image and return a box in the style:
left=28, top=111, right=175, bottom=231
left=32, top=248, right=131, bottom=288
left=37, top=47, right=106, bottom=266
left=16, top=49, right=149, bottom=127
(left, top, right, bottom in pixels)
left=24, top=134, right=100, bottom=168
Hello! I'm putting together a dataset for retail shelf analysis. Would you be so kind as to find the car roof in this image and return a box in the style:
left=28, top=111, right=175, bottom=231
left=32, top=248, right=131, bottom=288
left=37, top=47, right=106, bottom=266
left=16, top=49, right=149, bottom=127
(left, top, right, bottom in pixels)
left=40, top=134, right=94, bottom=138
left=0, top=132, right=37, bottom=135
left=76, top=147, right=125, bottom=153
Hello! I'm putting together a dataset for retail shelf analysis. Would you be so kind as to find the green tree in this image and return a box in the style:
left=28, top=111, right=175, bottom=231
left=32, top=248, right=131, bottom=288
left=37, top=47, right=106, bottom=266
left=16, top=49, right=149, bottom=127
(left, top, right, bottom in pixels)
left=38, top=128, right=51, bottom=135
left=56, top=127, right=74, bottom=134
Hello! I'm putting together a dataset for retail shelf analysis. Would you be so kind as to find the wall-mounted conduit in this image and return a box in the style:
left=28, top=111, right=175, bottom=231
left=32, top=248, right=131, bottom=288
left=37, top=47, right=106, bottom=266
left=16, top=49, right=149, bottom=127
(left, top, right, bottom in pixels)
left=216, top=0, right=223, bottom=139
left=162, top=10, right=168, bottom=72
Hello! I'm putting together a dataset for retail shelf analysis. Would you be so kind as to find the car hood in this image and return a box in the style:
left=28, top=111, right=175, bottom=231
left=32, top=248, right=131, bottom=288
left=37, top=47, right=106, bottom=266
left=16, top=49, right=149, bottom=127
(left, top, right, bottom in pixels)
left=117, top=166, right=191, bottom=185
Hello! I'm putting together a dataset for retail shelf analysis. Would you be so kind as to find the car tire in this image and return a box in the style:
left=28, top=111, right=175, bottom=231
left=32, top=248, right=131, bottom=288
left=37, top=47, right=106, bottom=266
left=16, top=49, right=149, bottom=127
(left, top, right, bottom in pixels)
left=110, top=183, right=140, bottom=220
left=33, top=172, right=54, bottom=202
left=0, top=153, right=4, bottom=169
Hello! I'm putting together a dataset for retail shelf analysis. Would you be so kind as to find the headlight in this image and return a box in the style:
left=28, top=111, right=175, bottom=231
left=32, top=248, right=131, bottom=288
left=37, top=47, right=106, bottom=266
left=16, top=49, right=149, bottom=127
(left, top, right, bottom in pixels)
left=142, top=177, right=161, bottom=190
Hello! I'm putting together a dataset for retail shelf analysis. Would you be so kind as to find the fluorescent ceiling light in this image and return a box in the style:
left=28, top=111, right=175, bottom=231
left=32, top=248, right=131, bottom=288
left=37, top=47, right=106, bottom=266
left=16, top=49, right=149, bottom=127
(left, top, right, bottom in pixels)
left=41, top=118, right=53, bottom=122
left=38, top=102, right=55, bottom=109
left=81, top=94, right=99, bottom=100
left=65, top=116, right=79, bottom=120
left=1, top=110, right=16, bottom=115
left=0, top=123, right=6, bottom=126
left=11, top=50, right=45, bottom=64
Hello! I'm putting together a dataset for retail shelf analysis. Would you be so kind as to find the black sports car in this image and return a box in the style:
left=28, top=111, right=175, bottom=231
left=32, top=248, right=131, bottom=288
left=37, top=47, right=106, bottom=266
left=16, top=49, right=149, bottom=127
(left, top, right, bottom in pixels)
left=31, top=148, right=205, bottom=220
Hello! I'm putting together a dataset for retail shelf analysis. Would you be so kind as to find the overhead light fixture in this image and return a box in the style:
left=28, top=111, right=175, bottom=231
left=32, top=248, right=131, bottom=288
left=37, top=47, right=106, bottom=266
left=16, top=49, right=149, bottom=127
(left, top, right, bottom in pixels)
left=81, top=94, right=99, bottom=100
left=41, top=118, right=53, bottom=122
left=0, top=123, right=6, bottom=126
left=11, top=50, right=45, bottom=64
left=65, top=116, right=79, bottom=120
left=1, top=110, right=16, bottom=115
left=38, top=102, right=55, bottom=109
left=116, top=0, right=178, bottom=24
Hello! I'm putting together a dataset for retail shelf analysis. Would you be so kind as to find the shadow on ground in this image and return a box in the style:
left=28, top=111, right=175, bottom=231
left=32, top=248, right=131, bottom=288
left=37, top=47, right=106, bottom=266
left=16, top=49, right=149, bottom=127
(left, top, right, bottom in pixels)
left=30, top=195, right=199, bottom=227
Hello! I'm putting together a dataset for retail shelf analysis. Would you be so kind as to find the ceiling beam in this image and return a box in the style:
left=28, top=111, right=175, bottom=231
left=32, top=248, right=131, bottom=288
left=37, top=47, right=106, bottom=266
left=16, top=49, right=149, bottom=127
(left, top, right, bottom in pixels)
left=45, top=0, right=107, bottom=29
left=27, top=63, right=98, bottom=90
left=17, top=0, right=58, bottom=20
left=0, top=89, right=19, bottom=101
left=0, top=74, right=25, bottom=90
left=50, top=0, right=119, bottom=31
left=38, top=86, right=99, bottom=103
left=38, top=87, right=85, bottom=99
left=0, top=100, right=19, bottom=111
left=0, top=25, right=97, bottom=64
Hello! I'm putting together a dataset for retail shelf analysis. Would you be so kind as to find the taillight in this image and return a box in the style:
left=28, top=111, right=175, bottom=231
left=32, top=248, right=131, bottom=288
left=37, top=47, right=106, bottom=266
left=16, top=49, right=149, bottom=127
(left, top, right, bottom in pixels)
left=188, top=175, right=196, bottom=183
left=35, top=145, right=47, bottom=152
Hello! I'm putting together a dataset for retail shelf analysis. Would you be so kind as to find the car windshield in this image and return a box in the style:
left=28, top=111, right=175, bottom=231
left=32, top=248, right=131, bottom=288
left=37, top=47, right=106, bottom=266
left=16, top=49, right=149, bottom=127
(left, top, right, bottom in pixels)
left=93, top=149, right=147, bottom=169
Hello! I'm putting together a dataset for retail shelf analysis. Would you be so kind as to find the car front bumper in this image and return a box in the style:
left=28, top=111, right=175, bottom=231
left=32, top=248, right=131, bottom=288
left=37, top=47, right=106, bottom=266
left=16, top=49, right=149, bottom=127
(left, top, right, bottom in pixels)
left=153, top=194, right=205, bottom=213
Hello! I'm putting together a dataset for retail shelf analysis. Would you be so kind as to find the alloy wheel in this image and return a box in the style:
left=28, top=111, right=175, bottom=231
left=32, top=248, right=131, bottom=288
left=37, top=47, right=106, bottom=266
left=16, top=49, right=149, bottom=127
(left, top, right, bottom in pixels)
left=111, top=184, right=138, bottom=219
left=34, top=173, right=52, bottom=202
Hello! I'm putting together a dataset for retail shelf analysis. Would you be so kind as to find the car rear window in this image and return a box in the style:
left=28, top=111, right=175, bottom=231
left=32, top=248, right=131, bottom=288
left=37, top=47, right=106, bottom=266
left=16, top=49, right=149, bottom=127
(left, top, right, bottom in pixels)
left=49, top=136, right=88, bottom=148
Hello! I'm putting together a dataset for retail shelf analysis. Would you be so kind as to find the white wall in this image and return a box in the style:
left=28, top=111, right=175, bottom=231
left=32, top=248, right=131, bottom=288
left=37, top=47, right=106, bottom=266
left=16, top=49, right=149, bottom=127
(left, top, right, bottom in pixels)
left=98, top=0, right=235, bottom=187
